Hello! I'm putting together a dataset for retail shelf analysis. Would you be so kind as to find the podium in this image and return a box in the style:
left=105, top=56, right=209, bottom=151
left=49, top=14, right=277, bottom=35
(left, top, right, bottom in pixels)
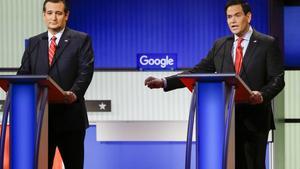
left=178, top=73, right=251, bottom=169
left=0, top=75, right=65, bottom=169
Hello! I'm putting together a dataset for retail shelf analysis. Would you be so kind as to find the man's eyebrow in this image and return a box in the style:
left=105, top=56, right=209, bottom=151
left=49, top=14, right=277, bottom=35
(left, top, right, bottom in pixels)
left=227, top=11, right=243, bottom=16
left=46, top=10, right=64, bottom=13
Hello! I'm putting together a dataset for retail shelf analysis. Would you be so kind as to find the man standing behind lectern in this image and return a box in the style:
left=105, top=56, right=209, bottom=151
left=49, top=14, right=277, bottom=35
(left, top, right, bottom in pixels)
left=144, top=1, right=284, bottom=169
left=17, top=0, right=94, bottom=168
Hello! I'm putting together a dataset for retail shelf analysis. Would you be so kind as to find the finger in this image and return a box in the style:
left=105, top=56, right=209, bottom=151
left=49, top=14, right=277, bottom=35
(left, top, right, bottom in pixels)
left=145, top=81, right=151, bottom=87
left=145, top=81, right=152, bottom=86
left=148, top=82, right=158, bottom=89
left=144, top=76, right=154, bottom=84
left=148, top=83, right=155, bottom=89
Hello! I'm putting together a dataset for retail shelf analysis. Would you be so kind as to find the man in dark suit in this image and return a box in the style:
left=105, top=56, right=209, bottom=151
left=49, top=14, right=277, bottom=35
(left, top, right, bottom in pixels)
left=145, top=1, right=284, bottom=169
left=17, top=0, right=94, bottom=168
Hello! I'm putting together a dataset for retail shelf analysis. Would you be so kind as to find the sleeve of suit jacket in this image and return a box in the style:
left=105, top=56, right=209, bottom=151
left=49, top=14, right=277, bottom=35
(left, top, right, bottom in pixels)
left=260, top=38, right=285, bottom=102
left=70, top=34, right=94, bottom=99
left=164, top=38, right=226, bottom=92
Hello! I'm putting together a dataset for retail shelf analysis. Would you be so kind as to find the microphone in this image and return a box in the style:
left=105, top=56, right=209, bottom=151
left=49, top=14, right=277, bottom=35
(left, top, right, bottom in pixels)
left=41, top=35, right=48, bottom=40
left=33, top=35, right=49, bottom=73
left=218, top=36, right=234, bottom=73
left=17, top=35, right=48, bottom=74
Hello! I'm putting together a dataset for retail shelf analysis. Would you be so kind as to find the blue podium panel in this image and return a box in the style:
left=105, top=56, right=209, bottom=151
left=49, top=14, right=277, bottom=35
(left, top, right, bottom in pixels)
left=10, top=84, right=37, bottom=169
left=196, top=82, right=225, bottom=169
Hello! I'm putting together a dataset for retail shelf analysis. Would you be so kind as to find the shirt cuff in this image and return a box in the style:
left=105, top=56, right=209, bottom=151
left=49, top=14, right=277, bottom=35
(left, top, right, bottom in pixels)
left=162, top=78, right=167, bottom=88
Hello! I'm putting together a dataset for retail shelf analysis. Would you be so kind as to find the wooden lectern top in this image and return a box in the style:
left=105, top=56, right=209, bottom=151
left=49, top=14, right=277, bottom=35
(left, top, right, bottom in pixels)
left=0, top=75, right=65, bottom=103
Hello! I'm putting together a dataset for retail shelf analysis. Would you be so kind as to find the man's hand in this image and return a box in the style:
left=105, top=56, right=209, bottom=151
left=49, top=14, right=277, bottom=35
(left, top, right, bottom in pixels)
left=64, top=91, right=77, bottom=104
left=249, top=91, right=263, bottom=105
left=144, top=76, right=164, bottom=89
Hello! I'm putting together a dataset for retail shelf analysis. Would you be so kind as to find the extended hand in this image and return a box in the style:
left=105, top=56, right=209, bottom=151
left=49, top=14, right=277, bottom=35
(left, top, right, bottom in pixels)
left=249, top=91, right=263, bottom=105
left=64, top=91, right=77, bottom=104
left=144, top=76, right=164, bottom=89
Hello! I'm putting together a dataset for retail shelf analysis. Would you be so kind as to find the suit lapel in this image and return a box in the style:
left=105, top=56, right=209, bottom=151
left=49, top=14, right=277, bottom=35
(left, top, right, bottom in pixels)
left=50, top=28, right=71, bottom=69
left=240, top=30, right=259, bottom=75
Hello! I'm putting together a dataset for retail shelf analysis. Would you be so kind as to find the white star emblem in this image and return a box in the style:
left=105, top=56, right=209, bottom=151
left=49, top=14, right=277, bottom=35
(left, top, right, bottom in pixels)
left=99, top=102, right=106, bottom=110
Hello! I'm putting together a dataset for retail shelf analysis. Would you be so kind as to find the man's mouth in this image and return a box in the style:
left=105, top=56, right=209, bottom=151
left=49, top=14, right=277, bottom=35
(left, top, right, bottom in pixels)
left=231, top=25, right=239, bottom=29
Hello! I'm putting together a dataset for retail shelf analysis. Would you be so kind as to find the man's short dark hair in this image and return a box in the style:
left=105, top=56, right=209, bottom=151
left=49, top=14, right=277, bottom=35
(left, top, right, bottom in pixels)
left=43, top=0, right=69, bottom=13
left=225, top=0, right=251, bottom=15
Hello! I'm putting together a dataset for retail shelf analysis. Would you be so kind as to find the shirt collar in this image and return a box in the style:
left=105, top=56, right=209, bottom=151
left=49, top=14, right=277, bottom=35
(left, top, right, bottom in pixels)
left=48, top=28, right=65, bottom=42
left=234, top=26, right=253, bottom=42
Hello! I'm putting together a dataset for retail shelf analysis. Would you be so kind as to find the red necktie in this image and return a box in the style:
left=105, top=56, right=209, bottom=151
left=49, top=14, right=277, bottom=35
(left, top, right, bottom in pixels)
left=235, top=38, right=244, bottom=74
left=49, top=36, right=57, bottom=66
left=235, top=38, right=246, bottom=102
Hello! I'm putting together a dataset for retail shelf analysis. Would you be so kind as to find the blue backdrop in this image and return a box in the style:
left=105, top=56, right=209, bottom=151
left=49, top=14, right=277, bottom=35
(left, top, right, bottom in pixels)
left=284, top=7, right=300, bottom=69
left=68, top=0, right=268, bottom=69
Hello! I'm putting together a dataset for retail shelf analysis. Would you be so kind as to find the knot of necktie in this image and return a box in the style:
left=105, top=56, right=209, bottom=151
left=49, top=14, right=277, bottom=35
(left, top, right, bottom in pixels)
left=51, top=36, right=57, bottom=42
left=237, top=37, right=243, bottom=48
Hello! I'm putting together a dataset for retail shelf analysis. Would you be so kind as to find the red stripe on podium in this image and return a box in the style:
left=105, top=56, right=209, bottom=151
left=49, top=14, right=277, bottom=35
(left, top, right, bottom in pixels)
left=0, top=125, right=10, bottom=169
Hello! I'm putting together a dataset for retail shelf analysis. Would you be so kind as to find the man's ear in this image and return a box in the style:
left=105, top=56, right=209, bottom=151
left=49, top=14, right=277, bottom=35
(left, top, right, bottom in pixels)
left=246, top=12, right=252, bottom=23
left=63, top=11, right=69, bottom=23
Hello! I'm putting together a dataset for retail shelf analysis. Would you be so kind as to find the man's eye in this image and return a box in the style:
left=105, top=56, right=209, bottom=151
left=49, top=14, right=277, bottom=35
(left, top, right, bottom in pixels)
left=235, top=13, right=242, bottom=17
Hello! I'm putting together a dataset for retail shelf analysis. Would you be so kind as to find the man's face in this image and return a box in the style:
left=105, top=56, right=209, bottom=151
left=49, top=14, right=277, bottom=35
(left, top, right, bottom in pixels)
left=226, top=4, right=251, bottom=37
left=43, top=2, right=69, bottom=34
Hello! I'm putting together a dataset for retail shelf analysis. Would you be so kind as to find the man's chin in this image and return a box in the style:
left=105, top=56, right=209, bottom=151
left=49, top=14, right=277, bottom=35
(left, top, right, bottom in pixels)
left=48, top=26, right=63, bottom=32
left=230, top=30, right=241, bottom=35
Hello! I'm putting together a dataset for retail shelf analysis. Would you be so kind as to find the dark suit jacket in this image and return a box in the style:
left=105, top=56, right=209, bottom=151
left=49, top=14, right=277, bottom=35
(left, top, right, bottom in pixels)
left=18, top=27, right=94, bottom=132
left=165, top=30, right=284, bottom=132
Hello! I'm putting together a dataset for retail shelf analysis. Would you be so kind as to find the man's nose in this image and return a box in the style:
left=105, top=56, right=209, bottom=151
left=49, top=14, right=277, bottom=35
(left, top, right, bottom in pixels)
left=230, top=18, right=236, bottom=24
left=51, top=14, right=57, bottom=20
